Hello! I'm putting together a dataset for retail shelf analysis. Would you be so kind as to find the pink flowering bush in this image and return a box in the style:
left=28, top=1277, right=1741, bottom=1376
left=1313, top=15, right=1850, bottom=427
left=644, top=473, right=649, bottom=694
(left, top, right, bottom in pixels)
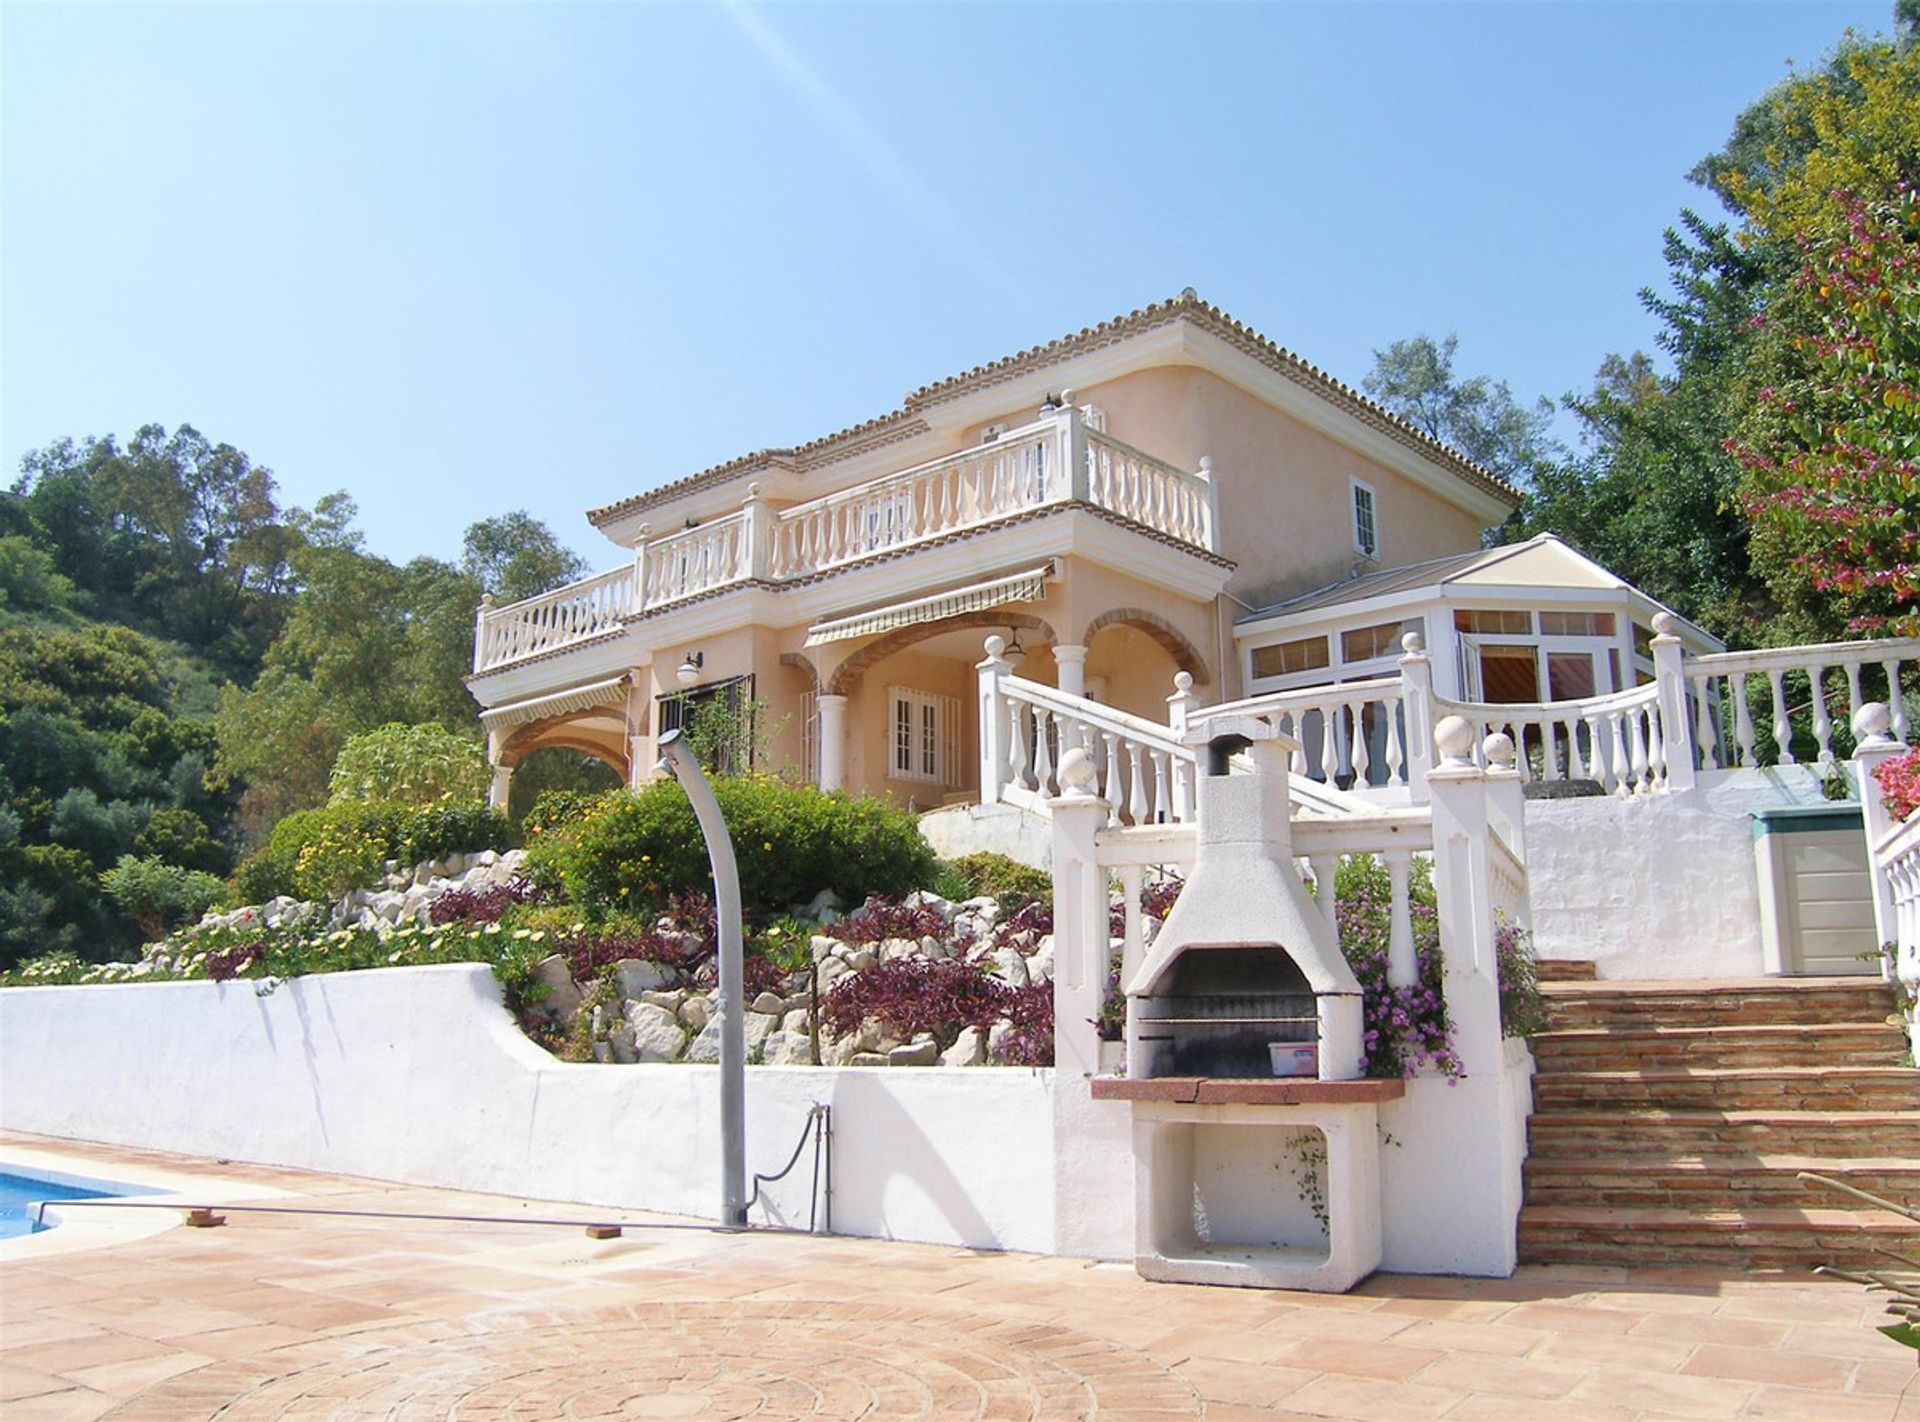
left=1333, top=855, right=1461, bottom=1080
left=1875, top=747, right=1920, bottom=822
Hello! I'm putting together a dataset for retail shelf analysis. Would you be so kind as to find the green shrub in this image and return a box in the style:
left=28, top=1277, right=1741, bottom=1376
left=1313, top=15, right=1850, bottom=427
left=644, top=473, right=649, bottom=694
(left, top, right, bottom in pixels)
left=530, top=775, right=937, bottom=922
left=940, top=852, right=1051, bottom=906
left=327, top=722, right=489, bottom=806
left=99, top=854, right=228, bottom=941
left=523, top=787, right=622, bottom=838
left=245, top=800, right=518, bottom=904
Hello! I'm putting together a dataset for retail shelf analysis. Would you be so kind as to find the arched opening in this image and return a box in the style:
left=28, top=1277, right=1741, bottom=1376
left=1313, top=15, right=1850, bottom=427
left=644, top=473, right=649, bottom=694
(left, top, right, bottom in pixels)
left=1081, top=608, right=1211, bottom=688
left=504, top=745, right=623, bottom=822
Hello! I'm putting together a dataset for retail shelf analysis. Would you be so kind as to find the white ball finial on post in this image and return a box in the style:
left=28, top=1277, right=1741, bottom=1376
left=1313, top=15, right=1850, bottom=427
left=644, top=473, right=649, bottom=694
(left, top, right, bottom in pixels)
left=1435, top=715, right=1477, bottom=767
left=1483, top=732, right=1517, bottom=771
left=1854, top=701, right=1895, bottom=746
left=1058, top=746, right=1099, bottom=797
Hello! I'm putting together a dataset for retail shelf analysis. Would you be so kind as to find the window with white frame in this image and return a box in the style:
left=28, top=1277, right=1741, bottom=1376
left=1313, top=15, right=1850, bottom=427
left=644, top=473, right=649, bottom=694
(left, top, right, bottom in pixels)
left=1351, top=478, right=1378, bottom=559
left=889, top=687, right=948, bottom=784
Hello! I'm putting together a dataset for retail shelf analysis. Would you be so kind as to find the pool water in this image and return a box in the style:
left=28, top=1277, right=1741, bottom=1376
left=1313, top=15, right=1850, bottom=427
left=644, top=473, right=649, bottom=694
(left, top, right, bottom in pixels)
left=0, top=1168, right=150, bottom=1238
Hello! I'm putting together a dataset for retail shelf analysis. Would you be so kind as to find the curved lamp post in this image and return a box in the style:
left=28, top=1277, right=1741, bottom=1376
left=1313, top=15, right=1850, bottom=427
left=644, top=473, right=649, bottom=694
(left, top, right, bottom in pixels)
left=654, top=729, right=747, bottom=1227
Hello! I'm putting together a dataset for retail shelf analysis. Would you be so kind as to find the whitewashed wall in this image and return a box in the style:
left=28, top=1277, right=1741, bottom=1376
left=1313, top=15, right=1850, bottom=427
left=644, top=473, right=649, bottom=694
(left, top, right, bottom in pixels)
left=1, top=962, right=1528, bottom=1277
left=0, top=964, right=1063, bottom=1256
left=1524, top=771, right=1836, bottom=979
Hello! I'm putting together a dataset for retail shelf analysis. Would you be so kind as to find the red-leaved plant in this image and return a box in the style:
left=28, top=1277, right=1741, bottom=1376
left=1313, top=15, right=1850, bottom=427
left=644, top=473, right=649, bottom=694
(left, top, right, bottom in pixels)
left=1875, top=747, right=1920, bottom=822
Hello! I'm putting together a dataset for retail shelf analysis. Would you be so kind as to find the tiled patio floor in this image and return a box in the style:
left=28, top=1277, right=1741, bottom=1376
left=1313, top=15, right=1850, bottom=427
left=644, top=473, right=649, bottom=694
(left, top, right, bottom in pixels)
left=2, top=1132, right=1915, bottom=1420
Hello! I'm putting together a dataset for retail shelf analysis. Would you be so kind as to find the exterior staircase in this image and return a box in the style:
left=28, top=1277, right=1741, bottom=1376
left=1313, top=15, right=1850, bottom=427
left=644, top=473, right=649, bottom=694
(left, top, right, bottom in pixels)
left=1518, top=965, right=1920, bottom=1270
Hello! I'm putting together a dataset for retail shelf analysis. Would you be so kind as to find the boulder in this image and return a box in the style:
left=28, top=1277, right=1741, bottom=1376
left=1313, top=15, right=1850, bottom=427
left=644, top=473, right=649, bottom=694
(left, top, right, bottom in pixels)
left=889, top=1036, right=940, bottom=1066
left=615, top=959, right=672, bottom=998
left=848, top=949, right=877, bottom=972
left=803, top=888, right=844, bottom=920
left=849, top=1052, right=890, bottom=1067
left=1024, top=936, right=1054, bottom=985
left=638, top=989, right=685, bottom=1012
left=591, top=1042, right=614, bottom=1064
left=746, top=1011, right=779, bottom=1056
left=679, top=996, right=712, bottom=1031
left=413, top=861, right=435, bottom=888
left=763, top=1030, right=811, bottom=1066
left=942, top=1026, right=986, bottom=1067
left=987, top=1020, right=1016, bottom=1061
left=685, top=1021, right=720, bottom=1063
left=607, top=1024, right=638, bottom=1064
left=751, top=990, right=786, bottom=1015
left=476, top=849, right=499, bottom=868
left=918, top=934, right=947, bottom=960
left=532, top=955, right=585, bottom=1020
left=880, top=937, right=918, bottom=962
left=903, top=890, right=954, bottom=919
left=809, top=934, right=841, bottom=964
left=626, top=1002, right=685, bottom=1063
left=989, top=946, right=1029, bottom=989
left=960, top=895, right=1000, bottom=923
left=815, top=956, right=853, bottom=990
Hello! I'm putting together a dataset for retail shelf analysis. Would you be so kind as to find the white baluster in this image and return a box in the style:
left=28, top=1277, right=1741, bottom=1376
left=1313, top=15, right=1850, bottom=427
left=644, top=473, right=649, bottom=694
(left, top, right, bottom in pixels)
left=1692, top=676, right=1719, bottom=770
left=1610, top=711, right=1634, bottom=796
left=1383, top=695, right=1405, bottom=785
left=1151, top=749, right=1172, bottom=824
left=1885, top=660, right=1909, bottom=743
left=1008, top=700, right=1031, bottom=791
left=1032, top=707, right=1054, bottom=796
left=1104, top=731, right=1124, bottom=829
left=1734, top=674, right=1758, bottom=766
left=1810, top=663, right=1833, bottom=764
left=1846, top=662, right=1866, bottom=726
left=1318, top=705, right=1341, bottom=784
left=1768, top=668, right=1794, bottom=764
left=1127, top=743, right=1149, bottom=825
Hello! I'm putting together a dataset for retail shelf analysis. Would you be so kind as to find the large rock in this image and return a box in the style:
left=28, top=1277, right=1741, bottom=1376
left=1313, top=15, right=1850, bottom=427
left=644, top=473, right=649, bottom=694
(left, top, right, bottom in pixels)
left=746, top=1011, right=779, bottom=1056
left=942, top=1026, right=986, bottom=1067
left=1023, top=936, right=1054, bottom=985
left=879, top=937, right=918, bottom=962
left=615, top=959, right=673, bottom=998
left=803, top=888, right=844, bottom=920
left=989, top=946, right=1029, bottom=988
left=607, top=1025, right=638, bottom=1064
left=987, top=1020, right=1016, bottom=1061
left=626, top=1002, right=685, bottom=1063
left=685, top=1021, right=721, bottom=1063
left=809, top=934, right=841, bottom=964
left=679, top=996, right=712, bottom=1031
left=763, top=1031, right=811, bottom=1066
left=638, top=989, right=685, bottom=1012
left=532, top=956, right=584, bottom=1020
left=815, top=956, right=853, bottom=990
left=903, top=890, right=954, bottom=919
left=751, top=990, right=786, bottom=1015
left=847, top=949, right=877, bottom=972
left=889, top=1035, right=940, bottom=1066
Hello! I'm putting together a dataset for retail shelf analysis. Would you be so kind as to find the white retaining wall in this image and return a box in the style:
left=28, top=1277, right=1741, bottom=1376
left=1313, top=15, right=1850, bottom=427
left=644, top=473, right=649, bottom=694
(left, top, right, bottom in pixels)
left=0, top=964, right=1063, bottom=1256
left=1524, top=770, right=1836, bottom=979
left=0, top=963, right=1528, bottom=1276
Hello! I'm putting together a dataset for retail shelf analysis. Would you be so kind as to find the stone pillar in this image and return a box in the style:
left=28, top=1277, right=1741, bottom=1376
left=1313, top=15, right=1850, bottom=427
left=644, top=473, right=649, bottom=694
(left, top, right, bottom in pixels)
left=816, top=694, right=849, bottom=793
left=1053, top=643, right=1088, bottom=699
left=1854, top=702, right=1904, bottom=977
left=977, top=636, right=1013, bottom=806
left=1196, top=455, right=1221, bottom=555
left=1482, top=731, right=1529, bottom=871
left=1061, top=390, right=1090, bottom=503
left=741, top=483, right=773, bottom=581
left=486, top=728, right=512, bottom=811
left=1399, top=632, right=1434, bottom=805
left=1651, top=611, right=1696, bottom=793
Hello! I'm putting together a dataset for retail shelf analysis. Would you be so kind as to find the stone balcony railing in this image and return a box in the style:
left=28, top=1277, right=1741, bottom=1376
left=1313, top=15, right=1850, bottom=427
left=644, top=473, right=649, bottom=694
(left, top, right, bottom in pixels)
left=472, top=400, right=1217, bottom=674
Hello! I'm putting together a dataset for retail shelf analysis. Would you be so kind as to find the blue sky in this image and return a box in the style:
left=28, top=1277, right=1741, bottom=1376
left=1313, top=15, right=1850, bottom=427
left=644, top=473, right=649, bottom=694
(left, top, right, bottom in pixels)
left=1, top=1, right=1896, bottom=572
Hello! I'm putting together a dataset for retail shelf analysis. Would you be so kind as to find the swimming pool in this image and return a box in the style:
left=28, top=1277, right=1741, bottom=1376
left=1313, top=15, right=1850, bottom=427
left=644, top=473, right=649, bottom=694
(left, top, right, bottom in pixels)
left=0, top=1167, right=154, bottom=1238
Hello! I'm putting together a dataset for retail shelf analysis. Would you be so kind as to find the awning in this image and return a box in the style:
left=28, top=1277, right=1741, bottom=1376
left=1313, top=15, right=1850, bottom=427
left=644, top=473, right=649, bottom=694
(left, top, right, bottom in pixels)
left=480, top=675, right=629, bottom=733
left=803, top=564, right=1053, bottom=647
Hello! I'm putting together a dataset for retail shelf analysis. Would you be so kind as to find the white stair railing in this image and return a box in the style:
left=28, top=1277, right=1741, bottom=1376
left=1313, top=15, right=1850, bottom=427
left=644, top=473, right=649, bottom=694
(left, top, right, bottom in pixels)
left=1431, top=681, right=1668, bottom=797
left=1189, top=676, right=1413, bottom=792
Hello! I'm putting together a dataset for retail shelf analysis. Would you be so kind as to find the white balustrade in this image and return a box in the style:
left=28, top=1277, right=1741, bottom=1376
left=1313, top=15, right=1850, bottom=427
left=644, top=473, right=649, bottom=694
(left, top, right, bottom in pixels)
left=995, top=675, right=1195, bottom=828
left=1190, top=678, right=1411, bottom=792
left=472, top=564, right=638, bottom=673
left=1687, top=637, right=1919, bottom=771
left=1431, top=683, right=1668, bottom=797
left=1082, top=430, right=1216, bottom=551
left=640, top=513, right=750, bottom=608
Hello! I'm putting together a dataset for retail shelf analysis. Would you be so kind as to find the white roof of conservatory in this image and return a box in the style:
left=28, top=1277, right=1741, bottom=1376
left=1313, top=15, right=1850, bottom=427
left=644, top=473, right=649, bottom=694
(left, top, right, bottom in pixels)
left=1239, top=535, right=1632, bottom=623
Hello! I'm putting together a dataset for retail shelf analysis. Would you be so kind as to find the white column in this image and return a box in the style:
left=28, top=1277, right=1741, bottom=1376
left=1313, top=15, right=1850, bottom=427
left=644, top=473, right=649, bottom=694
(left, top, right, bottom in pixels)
left=1053, top=643, right=1088, bottom=699
left=1425, top=717, right=1503, bottom=1077
left=740, top=483, right=773, bottom=581
left=1854, top=703, right=1904, bottom=976
left=1651, top=611, right=1696, bottom=794
left=816, top=693, right=848, bottom=793
left=488, top=764, right=512, bottom=811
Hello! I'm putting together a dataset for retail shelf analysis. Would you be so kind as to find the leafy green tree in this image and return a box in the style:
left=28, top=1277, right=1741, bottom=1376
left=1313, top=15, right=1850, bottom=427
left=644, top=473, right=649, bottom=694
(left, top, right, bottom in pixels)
left=328, top=722, right=489, bottom=806
left=99, top=854, right=227, bottom=941
left=1361, top=334, right=1563, bottom=488
left=462, top=511, right=588, bottom=602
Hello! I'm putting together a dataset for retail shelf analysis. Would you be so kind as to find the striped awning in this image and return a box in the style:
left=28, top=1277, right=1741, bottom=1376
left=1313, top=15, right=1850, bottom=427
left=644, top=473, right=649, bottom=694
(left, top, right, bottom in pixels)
left=479, top=675, right=629, bottom=733
left=803, top=564, right=1053, bottom=647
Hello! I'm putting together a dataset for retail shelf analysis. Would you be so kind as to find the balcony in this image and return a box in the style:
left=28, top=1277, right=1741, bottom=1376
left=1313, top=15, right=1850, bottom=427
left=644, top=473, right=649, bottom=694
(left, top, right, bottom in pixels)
left=472, top=406, right=1218, bottom=675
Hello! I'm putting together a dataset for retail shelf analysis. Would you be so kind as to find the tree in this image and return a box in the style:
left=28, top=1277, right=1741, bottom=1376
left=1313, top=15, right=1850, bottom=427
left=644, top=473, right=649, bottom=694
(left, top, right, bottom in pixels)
left=462, top=511, right=588, bottom=603
left=328, top=723, right=489, bottom=806
left=12, top=424, right=294, bottom=676
left=1361, top=334, right=1562, bottom=489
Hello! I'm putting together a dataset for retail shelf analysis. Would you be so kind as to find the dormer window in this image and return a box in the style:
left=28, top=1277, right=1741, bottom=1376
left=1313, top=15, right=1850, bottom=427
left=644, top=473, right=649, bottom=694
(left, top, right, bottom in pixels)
left=1351, top=478, right=1378, bottom=560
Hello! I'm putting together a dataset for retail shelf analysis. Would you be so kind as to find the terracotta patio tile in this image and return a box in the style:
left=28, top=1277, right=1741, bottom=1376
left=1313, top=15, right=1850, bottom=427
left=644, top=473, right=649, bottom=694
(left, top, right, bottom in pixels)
left=1279, top=1371, right=1464, bottom=1421
left=1680, top=1341, right=1856, bottom=1390
left=2, top=1386, right=117, bottom=1421
left=1269, top=1335, right=1445, bottom=1381
left=0, top=1362, right=70, bottom=1402
left=1389, top=1319, right=1545, bottom=1357
left=1741, top=1384, right=1899, bottom=1421
left=1412, top=1350, right=1590, bottom=1399
left=1627, top=1311, right=1791, bottom=1347
left=1565, top=1364, right=1756, bottom=1419
left=1851, top=1355, right=1920, bottom=1396
left=56, top=1349, right=213, bottom=1397
left=1, top=1333, right=173, bottom=1374
left=1532, top=1329, right=1699, bottom=1371
left=1167, top=1355, right=1313, bottom=1407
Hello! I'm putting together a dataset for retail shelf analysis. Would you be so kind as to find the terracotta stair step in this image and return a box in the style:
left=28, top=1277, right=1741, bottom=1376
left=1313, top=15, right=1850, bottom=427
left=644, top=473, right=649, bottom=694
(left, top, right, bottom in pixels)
left=1535, top=959, right=1598, bottom=983
left=1527, top=1108, right=1920, bottom=1157
left=1541, top=978, right=1896, bottom=1031
left=1531, top=1022, right=1906, bottom=1071
left=1530, top=1064, right=1920, bottom=1112
left=1524, top=1155, right=1920, bottom=1211
left=1517, top=1204, right=1920, bottom=1269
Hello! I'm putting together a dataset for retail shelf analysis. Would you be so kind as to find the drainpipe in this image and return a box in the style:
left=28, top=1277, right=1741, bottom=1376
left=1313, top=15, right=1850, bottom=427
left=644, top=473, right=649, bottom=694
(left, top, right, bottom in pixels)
left=654, top=729, right=747, bottom=1227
